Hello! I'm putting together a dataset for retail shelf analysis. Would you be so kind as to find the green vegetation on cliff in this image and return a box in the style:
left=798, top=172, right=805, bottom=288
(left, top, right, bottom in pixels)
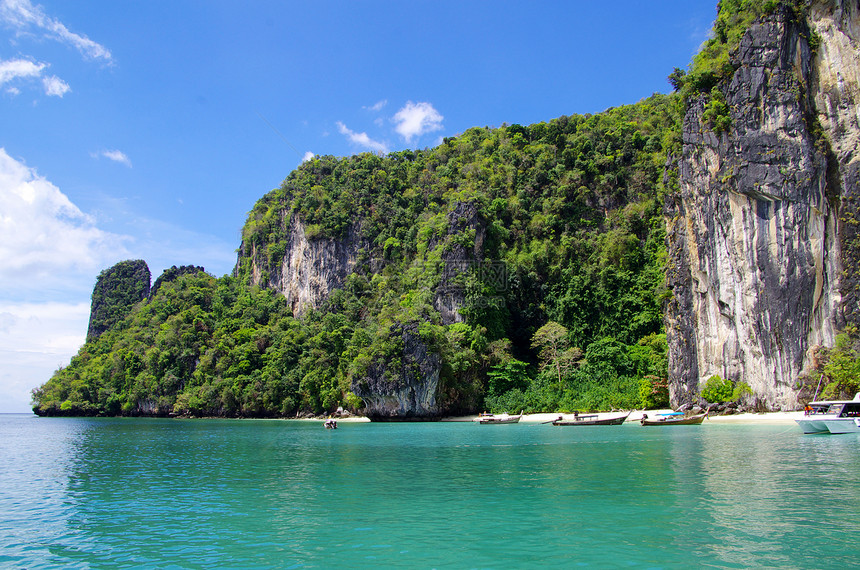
left=670, top=0, right=811, bottom=134
left=32, top=0, right=839, bottom=418
left=34, top=93, right=679, bottom=417
left=86, top=260, right=151, bottom=342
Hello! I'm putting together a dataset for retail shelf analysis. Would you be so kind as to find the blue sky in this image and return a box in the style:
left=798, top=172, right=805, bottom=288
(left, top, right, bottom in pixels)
left=0, top=0, right=717, bottom=412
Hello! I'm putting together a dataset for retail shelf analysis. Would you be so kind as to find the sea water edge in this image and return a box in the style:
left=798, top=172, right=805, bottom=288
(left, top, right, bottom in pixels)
left=1, top=414, right=858, bottom=569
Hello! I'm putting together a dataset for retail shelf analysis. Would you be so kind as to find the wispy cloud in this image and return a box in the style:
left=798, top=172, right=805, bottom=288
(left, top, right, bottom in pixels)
left=363, top=99, right=387, bottom=112
left=91, top=149, right=132, bottom=167
left=393, top=101, right=443, bottom=144
left=336, top=121, right=388, bottom=154
left=302, top=151, right=315, bottom=163
left=0, top=0, right=112, bottom=63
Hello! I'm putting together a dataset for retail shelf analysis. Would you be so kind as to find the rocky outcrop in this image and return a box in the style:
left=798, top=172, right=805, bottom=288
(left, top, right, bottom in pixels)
left=247, top=216, right=367, bottom=316
left=433, top=202, right=486, bottom=324
left=87, top=259, right=151, bottom=341
left=237, top=201, right=485, bottom=418
left=351, top=322, right=443, bottom=420
left=151, top=265, right=205, bottom=297
left=809, top=0, right=860, bottom=326
left=667, top=2, right=859, bottom=410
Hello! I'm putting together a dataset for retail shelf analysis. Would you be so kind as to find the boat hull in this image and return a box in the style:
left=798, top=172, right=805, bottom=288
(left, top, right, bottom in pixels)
left=796, top=394, right=860, bottom=434
left=553, top=413, right=629, bottom=426
left=822, top=418, right=860, bottom=434
left=640, top=413, right=707, bottom=426
left=476, top=413, right=523, bottom=424
left=795, top=419, right=830, bottom=434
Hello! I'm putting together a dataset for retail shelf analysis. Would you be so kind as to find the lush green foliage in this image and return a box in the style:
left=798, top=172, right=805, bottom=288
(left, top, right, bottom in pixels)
left=682, top=0, right=783, bottom=96
left=239, top=95, right=682, bottom=413
left=699, top=374, right=754, bottom=404
left=35, top=92, right=688, bottom=417
left=151, top=265, right=206, bottom=296
left=819, top=329, right=860, bottom=399
left=86, top=260, right=151, bottom=342
left=701, top=374, right=734, bottom=403
left=34, top=95, right=681, bottom=416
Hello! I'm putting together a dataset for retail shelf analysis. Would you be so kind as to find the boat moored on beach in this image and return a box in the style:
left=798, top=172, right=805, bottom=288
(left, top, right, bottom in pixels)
left=552, top=411, right=630, bottom=426
left=796, top=393, right=860, bottom=434
left=476, top=411, right=523, bottom=424
left=640, top=412, right=707, bottom=426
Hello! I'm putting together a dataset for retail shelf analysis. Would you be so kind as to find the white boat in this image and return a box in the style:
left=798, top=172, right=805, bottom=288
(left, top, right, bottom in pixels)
left=796, top=393, right=860, bottom=434
left=476, top=411, right=523, bottom=424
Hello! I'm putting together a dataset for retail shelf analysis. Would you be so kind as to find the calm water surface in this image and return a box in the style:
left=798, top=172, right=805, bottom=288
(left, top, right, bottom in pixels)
left=1, top=414, right=858, bottom=568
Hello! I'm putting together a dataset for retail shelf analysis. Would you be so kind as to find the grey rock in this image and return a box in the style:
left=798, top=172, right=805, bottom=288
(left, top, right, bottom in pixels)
left=351, top=322, right=443, bottom=420
left=667, top=3, right=859, bottom=410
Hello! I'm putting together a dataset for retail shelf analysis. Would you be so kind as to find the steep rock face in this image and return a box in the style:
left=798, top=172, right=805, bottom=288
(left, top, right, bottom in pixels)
left=809, top=0, right=860, bottom=325
left=666, top=5, right=860, bottom=409
left=247, top=216, right=367, bottom=316
left=87, top=260, right=151, bottom=342
left=240, top=202, right=485, bottom=418
left=351, top=322, right=443, bottom=420
left=433, top=202, right=487, bottom=324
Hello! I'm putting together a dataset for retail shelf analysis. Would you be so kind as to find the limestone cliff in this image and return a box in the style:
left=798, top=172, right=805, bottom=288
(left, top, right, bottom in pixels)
left=352, top=322, right=443, bottom=420
left=238, top=201, right=485, bottom=418
left=809, top=0, right=860, bottom=325
left=432, top=202, right=486, bottom=325
left=86, top=260, right=151, bottom=342
left=666, top=1, right=859, bottom=409
left=242, top=215, right=368, bottom=316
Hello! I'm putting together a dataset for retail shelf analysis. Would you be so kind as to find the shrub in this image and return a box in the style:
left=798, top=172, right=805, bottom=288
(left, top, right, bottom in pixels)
left=701, top=374, right=734, bottom=403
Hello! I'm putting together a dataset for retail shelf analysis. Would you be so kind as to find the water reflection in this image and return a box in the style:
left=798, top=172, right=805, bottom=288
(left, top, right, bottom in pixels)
left=4, top=417, right=860, bottom=568
left=698, top=425, right=860, bottom=567
left=0, top=415, right=94, bottom=566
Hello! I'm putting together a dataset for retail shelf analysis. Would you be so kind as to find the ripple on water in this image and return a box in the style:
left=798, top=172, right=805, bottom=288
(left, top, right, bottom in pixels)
left=2, top=418, right=860, bottom=568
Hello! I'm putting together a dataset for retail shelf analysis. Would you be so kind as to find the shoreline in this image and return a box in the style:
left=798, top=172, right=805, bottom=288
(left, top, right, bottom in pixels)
left=440, top=410, right=806, bottom=425
left=24, top=411, right=806, bottom=424
left=303, top=409, right=807, bottom=425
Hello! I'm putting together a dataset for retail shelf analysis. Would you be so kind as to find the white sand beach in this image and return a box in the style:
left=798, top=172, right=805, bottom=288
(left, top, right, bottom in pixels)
left=441, top=410, right=806, bottom=425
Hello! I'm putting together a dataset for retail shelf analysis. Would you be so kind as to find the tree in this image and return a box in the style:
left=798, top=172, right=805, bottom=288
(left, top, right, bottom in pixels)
left=667, top=67, right=686, bottom=92
left=822, top=330, right=860, bottom=399
left=531, top=322, right=580, bottom=384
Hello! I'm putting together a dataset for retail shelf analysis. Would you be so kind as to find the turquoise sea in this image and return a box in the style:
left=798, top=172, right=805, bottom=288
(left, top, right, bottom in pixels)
left=1, top=414, right=858, bottom=569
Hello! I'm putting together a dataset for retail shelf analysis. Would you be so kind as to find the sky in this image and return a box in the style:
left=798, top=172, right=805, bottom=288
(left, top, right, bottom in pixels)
left=0, top=0, right=718, bottom=413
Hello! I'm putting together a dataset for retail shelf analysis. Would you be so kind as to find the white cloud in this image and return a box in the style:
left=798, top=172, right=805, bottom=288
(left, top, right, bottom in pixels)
left=42, top=74, right=69, bottom=96
left=302, top=151, right=315, bottom=163
left=336, top=121, right=388, bottom=153
left=0, top=147, right=129, bottom=294
left=0, top=148, right=121, bottom=412
left=393, top=101, right=444, bottom=143
left=91, top=149, right=132, bottom=167
left=0, top=58, right=70, bottom=97
left=364, top=99, right=387, bottom=112
left=0, top=57, right=44, bottom=85
left=0, top=149, right=238, bottom=413
left=0, top=0, right=112, bottom=63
